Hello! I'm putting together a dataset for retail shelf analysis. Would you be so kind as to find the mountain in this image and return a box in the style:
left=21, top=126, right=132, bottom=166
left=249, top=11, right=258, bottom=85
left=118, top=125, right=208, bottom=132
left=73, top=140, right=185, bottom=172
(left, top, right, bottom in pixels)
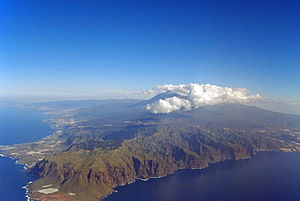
left=136, top=91, right=184, bottom=106
left=22, top=96, right=300, bottom=201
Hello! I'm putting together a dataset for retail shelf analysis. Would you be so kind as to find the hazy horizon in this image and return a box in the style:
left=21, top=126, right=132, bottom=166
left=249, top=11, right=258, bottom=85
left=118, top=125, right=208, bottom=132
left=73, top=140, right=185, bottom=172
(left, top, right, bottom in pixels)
left=1, top=82, right=300, bottom=116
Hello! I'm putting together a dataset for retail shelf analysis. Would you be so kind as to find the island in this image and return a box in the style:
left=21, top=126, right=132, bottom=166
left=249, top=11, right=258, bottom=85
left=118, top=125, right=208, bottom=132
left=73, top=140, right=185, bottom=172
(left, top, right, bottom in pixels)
left=1, top=97, right=300, bottom=201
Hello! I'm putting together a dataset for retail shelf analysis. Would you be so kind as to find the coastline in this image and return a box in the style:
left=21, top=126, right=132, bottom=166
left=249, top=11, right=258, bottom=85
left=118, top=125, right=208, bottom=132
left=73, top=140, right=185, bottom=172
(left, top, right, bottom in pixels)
left=23, top=181, right=33, bottom=201
left=27, top=141, right=300, bottom=201
left=0, top=106, right=70, bottom=201
left=103, top=150, right=296, bottom=201
left=102, top=154, right=252, bottom=200
left=0, top=154, right=33, bottom=201
left=5, top=147, right=299, bottom=201
left=0, top=134, right=62, bottom=201
left=103, top=151, right=300, bottom=201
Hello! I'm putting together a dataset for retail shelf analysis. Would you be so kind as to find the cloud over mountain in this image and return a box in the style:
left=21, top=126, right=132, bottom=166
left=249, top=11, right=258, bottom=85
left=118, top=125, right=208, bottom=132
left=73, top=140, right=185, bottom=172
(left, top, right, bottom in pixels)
left=145, top=83, right=262, bottom=114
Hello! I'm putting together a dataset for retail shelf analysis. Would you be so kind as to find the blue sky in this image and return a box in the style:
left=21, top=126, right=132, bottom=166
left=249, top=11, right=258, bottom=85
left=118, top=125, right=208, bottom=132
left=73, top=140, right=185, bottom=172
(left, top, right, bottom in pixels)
left=0, top=0, right=299, bottom=100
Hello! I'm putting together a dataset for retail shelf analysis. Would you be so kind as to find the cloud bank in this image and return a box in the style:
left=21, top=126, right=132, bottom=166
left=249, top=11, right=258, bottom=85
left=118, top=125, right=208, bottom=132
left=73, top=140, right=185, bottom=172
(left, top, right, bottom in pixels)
left=145, top=83, right=262, bottom=114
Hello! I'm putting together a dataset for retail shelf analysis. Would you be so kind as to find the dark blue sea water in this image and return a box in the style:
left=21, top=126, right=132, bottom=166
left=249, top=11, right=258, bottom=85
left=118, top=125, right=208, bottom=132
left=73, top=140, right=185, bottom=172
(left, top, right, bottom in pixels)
left=0, top=157, right=34, bottom=201
left=0, top=107, right=52, bottom=201
left=0, top=107, right=52, bottom=145
left=105, top=152, right=300, bottom=201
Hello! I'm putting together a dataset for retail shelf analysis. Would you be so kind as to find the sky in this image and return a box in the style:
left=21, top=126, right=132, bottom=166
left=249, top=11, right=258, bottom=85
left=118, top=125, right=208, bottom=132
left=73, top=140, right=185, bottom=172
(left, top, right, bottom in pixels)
left=0, top=0, right=299, bottom=101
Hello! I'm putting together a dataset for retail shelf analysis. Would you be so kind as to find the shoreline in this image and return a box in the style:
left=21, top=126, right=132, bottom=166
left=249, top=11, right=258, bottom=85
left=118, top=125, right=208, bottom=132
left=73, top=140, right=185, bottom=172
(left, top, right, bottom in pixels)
left=3, top=139, right=299, bottom=201
left=23, top=181, right=33, bottom=201
left=0, top=154, right=33, bottom=201
left=102, top=154, right=255, bottom=200
left=102, top=151, right=300, bottom=201
left=102, top=151, right=294, bottom=201
left=0, top=107, right=67, bottom=201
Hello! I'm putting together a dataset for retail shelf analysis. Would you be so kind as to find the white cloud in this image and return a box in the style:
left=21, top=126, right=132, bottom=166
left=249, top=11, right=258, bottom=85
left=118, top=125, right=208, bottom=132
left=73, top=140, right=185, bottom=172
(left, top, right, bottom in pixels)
left=145, top=83, right=262, bottom=114
left=146, top=96, right=191, bottom=114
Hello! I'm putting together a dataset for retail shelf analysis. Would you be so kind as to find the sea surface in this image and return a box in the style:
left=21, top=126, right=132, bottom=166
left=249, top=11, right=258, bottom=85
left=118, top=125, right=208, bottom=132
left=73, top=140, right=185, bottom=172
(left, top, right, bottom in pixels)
left=0, top=107, right=52, bottom=201
left=0, top=107, right=51, bottom=145
left=104, top=152, right=300, bottom=201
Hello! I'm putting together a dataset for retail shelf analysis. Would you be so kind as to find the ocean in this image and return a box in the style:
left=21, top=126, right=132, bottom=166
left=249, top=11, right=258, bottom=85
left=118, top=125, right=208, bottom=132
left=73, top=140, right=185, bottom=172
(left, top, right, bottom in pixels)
left=104, top=152, right=300, bottom=201
left=0, top=107, right=52, bottom=201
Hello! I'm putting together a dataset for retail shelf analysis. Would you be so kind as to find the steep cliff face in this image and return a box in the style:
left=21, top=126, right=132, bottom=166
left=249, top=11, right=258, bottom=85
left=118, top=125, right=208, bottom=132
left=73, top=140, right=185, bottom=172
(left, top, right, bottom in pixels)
left=29, top=126, right=295, bottom=201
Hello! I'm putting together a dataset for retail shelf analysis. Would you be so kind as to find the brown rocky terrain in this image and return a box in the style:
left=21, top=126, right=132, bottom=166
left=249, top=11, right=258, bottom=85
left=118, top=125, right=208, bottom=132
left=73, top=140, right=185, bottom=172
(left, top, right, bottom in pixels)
left=28, top=126, right=300, bottom=201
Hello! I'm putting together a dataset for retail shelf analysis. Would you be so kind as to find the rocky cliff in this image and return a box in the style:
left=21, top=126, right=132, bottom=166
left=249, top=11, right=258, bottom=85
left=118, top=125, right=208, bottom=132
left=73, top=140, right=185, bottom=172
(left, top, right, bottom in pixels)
left=28, top=126, right=300, bottom=201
